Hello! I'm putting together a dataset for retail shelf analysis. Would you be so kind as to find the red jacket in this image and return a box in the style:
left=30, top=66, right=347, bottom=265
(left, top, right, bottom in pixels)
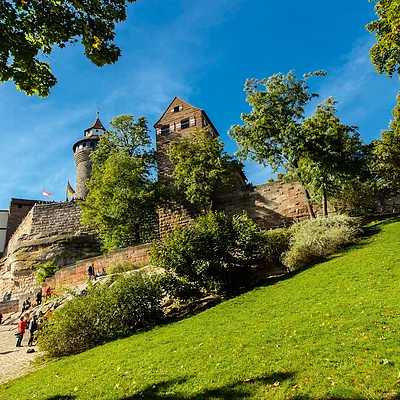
left=17, top=320, right=29, bottom=334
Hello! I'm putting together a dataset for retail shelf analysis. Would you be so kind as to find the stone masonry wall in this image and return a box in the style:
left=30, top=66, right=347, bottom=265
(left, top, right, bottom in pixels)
left=5, top=207, right=34, bottom=260
left=45, top=243, right=151, bottom=290
left=74, top=149, right=93, bottom=200
left=157, top=181, right=311, bottom=236
left=213, top=181, right=311, bottom=228
left=5, top=199, right=37, bottom=246
left=30, top=201, right=84, bottom=236
left=0, top=300, right=19, bottom=315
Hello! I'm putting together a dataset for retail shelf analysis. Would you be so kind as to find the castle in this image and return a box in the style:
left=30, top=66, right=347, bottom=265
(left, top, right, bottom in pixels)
left=1, top=96, right=399, bottom=309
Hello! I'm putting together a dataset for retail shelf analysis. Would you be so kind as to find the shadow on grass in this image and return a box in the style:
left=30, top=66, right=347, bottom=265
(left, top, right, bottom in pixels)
left=43, top=396, right=76, bottom=400
left=291, top=395, right=400, bottom=400
left=123, top=371, right=295, bottom=399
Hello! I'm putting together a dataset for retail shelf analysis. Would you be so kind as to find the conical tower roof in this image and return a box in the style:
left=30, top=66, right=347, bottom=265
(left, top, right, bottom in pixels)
left=84, top=117, right=106, bottom=134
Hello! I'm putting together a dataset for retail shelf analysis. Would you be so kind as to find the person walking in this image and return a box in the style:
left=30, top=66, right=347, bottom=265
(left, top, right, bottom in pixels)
left=36, top=290, right=42, bottom=306
left=27, top=315, right=38, bottom=346
left=16, top=317, right=29, bottom=347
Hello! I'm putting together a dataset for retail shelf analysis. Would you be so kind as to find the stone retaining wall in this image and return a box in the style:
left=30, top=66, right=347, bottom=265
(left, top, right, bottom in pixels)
left=45, top=243, right=152, bottom=291
left=0, top=300, right=19, bottom=315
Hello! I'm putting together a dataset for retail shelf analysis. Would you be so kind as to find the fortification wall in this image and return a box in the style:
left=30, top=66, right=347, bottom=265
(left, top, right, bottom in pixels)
left=30, top=201, right=84, bottom=235
left=158, top=180, right=311, bottom=236
left=45, top=243, right=151, bottom=290
left=5, top=207, right=34, bottom=261
left=0, top=299, right=19, bottom=314
left=213, top=181, right=310, bottom=228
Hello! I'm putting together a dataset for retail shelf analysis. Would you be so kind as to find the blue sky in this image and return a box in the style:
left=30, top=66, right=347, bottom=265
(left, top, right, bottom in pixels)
left=0, top=0, right=398, bottom=210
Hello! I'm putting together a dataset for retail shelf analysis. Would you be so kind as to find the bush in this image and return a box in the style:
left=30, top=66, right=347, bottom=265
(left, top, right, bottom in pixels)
left=150, top=211, right=266, bottom=299
left=33, top=260, right=59, bottom=284
left=107, top=260, right=142, bottom=275
left=282, top=214, right=362, bottom=271
left=38, top=272, right=163, bottom=357
left=262, top=227, right=291, bottom=266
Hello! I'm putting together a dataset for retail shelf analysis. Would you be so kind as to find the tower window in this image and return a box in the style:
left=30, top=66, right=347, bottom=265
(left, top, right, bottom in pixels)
left=181, top=119, right=190, bottom=129
left=161, top=126, right=170, bottom=135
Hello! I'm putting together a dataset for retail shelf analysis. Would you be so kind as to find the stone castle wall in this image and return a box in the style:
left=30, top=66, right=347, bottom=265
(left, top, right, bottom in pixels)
left=5, top=199, right=37, bottom=246
left=45, top=243, right=151, bottom=290
left=30, top=201, right=84, bottom=236
left=158, top=181, right=311, bottom=236
left=213, top=181, right=310, bottom=228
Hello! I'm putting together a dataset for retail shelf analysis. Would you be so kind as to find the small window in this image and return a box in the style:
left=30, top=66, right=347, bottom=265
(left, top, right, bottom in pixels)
left=90, top=142, right=94, bottom=147
left=202, top=118, right=208, bottom=127
left=161, top=126, right=170, bottom=135
left=83, top=143, right=86, bottom=147
left=173, top=106, right=180, bottom=113
left=181, top=119, right=190, bottom=129
left=18, top=204, right=22, bottom=209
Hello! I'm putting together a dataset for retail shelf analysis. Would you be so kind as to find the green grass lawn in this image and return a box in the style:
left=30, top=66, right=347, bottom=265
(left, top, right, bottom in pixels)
left=2, top=217, right=400, bottom=399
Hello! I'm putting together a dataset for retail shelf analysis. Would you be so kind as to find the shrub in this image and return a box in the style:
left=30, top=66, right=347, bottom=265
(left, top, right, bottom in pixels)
left=282, top=214, right=362, bottom=271
left=107, top=260, right=142, bottom=275
left=38, top=271, right=163, bottom=357
left=33, top=260, right=59, bottom=284
left=150, top=211, right=266, bottom=298
left=262, top=227, right=291, bottom=266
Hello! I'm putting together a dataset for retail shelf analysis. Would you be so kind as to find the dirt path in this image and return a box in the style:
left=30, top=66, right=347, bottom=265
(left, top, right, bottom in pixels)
left=0, top=322, right=43, bottom=385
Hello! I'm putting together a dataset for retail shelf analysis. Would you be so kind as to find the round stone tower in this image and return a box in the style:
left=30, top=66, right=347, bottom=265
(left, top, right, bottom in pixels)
left=73, top=115, right=106, bottom=199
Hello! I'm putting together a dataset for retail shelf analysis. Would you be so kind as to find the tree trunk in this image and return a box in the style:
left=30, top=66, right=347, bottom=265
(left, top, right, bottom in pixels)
left=303, top=187, right=316, bottom=219
left=322, top=188, right=328, bottom=217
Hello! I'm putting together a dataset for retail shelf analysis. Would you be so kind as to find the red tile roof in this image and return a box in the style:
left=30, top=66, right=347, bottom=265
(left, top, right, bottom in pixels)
left=84, top=117, right=106, bottom=132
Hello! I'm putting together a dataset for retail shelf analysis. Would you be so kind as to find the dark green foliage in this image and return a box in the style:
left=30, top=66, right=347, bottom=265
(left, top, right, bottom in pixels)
left=1, top=0, right=137, bottom=96
left=38, top=272, right=163, bottom=357
left=282, top=214, right=362, bottom=270
left=150, top=211, right=266, bottom=298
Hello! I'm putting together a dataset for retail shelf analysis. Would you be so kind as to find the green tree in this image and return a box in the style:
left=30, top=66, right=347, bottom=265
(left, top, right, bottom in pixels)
left=168, top=129, right=243, bottom=212
left=297, top=97, right=366, bottom=216
left=1, top=0, right=136, bottom=97
left=229, top=70, right=326, bottom=218
left=372, top=93, right=400, bottom=194
left=366, top=0, right=400, bottom=77
left=80, top=114, right=160, bottom=251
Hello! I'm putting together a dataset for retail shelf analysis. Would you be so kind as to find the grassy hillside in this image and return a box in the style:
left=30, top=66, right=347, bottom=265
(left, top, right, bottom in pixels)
left=1, top=217, right=400, bottom=399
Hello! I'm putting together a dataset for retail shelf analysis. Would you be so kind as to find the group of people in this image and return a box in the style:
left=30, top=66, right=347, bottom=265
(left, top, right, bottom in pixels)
left=16, top=313, right=43, bottom=347
left=87, top=263, right=107, bottom=281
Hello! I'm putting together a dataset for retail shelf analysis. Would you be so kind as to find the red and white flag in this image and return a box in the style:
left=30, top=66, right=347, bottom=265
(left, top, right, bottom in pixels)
left=42, top=189, right=52, bottom=197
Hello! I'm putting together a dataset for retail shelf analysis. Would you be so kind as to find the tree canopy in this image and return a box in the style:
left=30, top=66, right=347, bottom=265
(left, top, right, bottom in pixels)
left=366, top=0, right=400, bottom=77
left=168, top=129, right=243, bottom=212
left=80, top=114, right=159, bottom=251
left=1, top=0, right=136, bottom=97
left=372, top=92, right=400, bottom=194
left=229, top=70, right=326, bottom=218
left=297, top=97, right=366, bottom=216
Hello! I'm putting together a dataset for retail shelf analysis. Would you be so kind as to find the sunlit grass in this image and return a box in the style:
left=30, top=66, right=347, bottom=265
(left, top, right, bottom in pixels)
left=1, top=217, right=400, bottom=399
